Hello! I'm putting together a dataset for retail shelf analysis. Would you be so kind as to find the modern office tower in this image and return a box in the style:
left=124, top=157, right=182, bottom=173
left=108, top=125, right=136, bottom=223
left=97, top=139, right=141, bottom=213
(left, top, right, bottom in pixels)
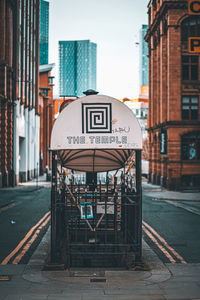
left=40, top=0, right=49, bottom=65
left=139, top=24, right=148, bottom=88
left=146, top=0, right=200, bottom=189
left=59, top=40, right=97, bottom=97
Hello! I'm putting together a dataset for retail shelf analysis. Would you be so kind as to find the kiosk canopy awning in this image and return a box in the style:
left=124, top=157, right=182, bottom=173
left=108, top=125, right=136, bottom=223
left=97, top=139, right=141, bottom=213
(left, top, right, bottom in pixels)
left=50, top=95, right=142, bottom=172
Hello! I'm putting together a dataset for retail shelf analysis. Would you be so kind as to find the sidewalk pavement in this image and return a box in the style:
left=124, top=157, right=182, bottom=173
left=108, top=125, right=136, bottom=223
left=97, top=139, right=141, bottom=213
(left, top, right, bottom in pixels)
left=0, top=175, right=51, bottom=209
left=142, top=180, right=200, bottom=216
left=0, top=179, right=200, bottom=299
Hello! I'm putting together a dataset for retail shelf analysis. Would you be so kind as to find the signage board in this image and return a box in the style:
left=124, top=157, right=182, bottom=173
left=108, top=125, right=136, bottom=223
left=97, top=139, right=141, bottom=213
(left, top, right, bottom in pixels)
left=97, top=202, right=114, bottom=214
left=50, top=94, right=142, bottom=172
left=51, top=95, right=142, bottom=150
left=188, top=37, right=200, bottom=53
left=80, top=202, right=93, bottom=219
left=160, top=129, right=167, bottom=155
left=188, top=0, right=200, bottom=14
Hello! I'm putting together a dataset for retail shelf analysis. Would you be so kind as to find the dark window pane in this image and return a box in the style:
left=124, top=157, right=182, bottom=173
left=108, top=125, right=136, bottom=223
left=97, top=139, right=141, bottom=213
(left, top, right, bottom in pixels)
left=198, top=22, right=200, bottom=36
left=181, top=27, right=188, bottom=41
left=191, top=109, right=198, bottom=120
left=191, top=65, right=198, bottom=80
left=191, top=56, right=198, bottom=63
left=182, top=56, right=189, bottom=63
left=190, top=23, right=196, bottom=36
left=182, top=109, right=189, bottom=120
left=197, top=142, right=200, bottom=159
left=182, top=65, right=189, bottom=80
left=182, top=144, right=188, bottom=159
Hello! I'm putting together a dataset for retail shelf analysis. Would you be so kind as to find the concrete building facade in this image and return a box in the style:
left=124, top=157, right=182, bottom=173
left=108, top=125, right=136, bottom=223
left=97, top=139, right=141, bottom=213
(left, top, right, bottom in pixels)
left=145, top=0, right=200, bottom=189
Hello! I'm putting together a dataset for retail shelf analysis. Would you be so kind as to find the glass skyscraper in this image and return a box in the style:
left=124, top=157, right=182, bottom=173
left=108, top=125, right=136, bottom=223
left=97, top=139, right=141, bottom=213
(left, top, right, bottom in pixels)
left=139, top=24, right=148, bottom=87
left=39, top=0, right=49, bottom=65
left=59, top=40, right=97, bottom=97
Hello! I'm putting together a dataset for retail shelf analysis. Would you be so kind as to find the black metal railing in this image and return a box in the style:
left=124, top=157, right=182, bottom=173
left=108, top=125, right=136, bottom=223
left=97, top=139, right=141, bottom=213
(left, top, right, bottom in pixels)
left=50, top=150, right=142, bottom=268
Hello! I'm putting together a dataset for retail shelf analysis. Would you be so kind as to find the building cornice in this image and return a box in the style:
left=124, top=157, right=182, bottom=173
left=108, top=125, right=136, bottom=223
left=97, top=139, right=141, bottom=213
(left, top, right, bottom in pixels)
left=148, top=120, right=200, bottom=131
left=145, top=0, right=187, bottom=42
left=39, top=63, right=55, bottom=73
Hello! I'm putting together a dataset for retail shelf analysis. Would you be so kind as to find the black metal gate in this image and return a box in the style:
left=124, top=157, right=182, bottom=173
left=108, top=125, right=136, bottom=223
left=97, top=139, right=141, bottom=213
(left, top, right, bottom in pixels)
left=50, top=150, right=142, bottom=268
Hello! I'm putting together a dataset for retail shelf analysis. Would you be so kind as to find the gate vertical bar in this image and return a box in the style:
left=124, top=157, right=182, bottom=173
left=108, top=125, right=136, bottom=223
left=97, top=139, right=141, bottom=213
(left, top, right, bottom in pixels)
left=51, top=150, right=58, bottom=262
left=136, top=150, right=142, bottom=262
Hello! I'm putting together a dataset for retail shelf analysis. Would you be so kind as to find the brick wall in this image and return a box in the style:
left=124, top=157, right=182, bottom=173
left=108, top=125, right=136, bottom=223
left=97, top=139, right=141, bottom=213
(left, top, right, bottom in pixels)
left=146, top=0, right=200, bottom=189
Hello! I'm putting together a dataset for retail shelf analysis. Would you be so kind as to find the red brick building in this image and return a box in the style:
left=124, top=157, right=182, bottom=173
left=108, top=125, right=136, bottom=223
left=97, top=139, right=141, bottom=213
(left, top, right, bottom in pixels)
left=145, top=0, right=200, bottom=189
left=0, top=0, right=15, bottom=186
left=0, top=0, right=40, bottom=187
left=53, top=97, right=77, bottom=119
left=39, top=64, right=54, bottom=173
left=0, top=0, right=40, bottom=186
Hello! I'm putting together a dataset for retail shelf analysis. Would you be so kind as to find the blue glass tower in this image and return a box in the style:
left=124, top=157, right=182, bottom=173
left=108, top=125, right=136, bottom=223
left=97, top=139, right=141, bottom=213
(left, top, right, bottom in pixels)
left=139, top=25, right=148, bottom=87
left=39, top=0, right=49, bottom=65
left=59, top=40, right=97, bottom=97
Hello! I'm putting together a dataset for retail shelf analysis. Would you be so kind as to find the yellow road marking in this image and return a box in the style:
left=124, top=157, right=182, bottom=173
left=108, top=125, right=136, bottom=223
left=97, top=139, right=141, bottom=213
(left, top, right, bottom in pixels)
left=1, top=211, right=50, bottom=265
left=143, top=221, right=187, bottom=264
left=142, top=224, right=176, bottom=264
left=12, top=216, right=50, bottom=264
left=142, top=221, right=187, bottom=264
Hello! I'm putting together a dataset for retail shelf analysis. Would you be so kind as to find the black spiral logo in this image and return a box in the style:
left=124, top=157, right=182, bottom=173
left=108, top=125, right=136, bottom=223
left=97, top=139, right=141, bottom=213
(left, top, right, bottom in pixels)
left=82, top=103, right=112, bottom=134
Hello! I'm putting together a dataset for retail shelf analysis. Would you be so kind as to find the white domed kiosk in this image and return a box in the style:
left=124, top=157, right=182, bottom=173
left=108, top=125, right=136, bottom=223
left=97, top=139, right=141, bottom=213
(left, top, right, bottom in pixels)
left=51, top=94, right=142, bottom=172
left=50, top=94, right=143, bottom=268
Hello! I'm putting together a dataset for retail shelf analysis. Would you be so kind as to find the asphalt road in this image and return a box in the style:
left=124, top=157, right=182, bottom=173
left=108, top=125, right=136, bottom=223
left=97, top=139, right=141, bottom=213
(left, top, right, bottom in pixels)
left=142, top=194, right=200, bottom=264
left=0, top=186, right=50, bottom=264
left=0, top=183, right=200, bottom=266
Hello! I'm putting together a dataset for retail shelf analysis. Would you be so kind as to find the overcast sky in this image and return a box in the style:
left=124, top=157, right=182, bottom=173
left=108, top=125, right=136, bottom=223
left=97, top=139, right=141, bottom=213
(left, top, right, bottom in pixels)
left=49, top=0, right=148, bottom=99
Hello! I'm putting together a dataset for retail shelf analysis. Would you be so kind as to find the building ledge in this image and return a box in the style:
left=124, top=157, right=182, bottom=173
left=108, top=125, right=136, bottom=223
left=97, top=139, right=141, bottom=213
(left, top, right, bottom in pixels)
left=39, top=63, right=55, bottom=73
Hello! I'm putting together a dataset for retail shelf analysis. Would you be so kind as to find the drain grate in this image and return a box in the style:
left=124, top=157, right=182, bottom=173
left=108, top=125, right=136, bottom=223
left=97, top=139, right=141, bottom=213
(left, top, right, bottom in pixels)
left=90, top=278, right=106, bottom=283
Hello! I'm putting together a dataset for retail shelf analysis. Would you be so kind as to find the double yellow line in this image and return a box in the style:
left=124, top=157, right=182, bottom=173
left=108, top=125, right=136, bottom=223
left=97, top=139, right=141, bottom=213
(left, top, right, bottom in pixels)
left=1, top=211, right=50, bottom=265
left=1, top=211, right=186, bottom=265
left=142, top=220, right=187, bottom=264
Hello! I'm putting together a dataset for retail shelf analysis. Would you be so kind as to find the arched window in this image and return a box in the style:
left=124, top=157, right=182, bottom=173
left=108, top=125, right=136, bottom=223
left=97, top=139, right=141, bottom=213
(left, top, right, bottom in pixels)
left=181, top=16, right=200, bottom=50
left=181, top=17, right=200, bottom=81
left=181, top=131, right=200, bottom=160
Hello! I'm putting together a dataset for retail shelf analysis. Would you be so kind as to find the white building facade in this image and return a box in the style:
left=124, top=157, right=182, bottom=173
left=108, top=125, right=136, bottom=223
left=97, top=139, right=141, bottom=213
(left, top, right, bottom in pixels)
left=13, top=103, right=40, bottom=183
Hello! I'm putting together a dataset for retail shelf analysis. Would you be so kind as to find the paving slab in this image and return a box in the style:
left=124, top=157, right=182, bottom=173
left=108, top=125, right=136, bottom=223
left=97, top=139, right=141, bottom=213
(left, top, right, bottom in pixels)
left=0, top=265, right=26, bottom=275
left=166, top=263, right=200, bottom=276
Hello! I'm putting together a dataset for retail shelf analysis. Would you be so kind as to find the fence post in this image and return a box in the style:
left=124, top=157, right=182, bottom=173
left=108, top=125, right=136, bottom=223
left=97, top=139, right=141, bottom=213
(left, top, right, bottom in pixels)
left=51, top=150, right=58, bottom=262
left=136, top=150, right=142, bottom=262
